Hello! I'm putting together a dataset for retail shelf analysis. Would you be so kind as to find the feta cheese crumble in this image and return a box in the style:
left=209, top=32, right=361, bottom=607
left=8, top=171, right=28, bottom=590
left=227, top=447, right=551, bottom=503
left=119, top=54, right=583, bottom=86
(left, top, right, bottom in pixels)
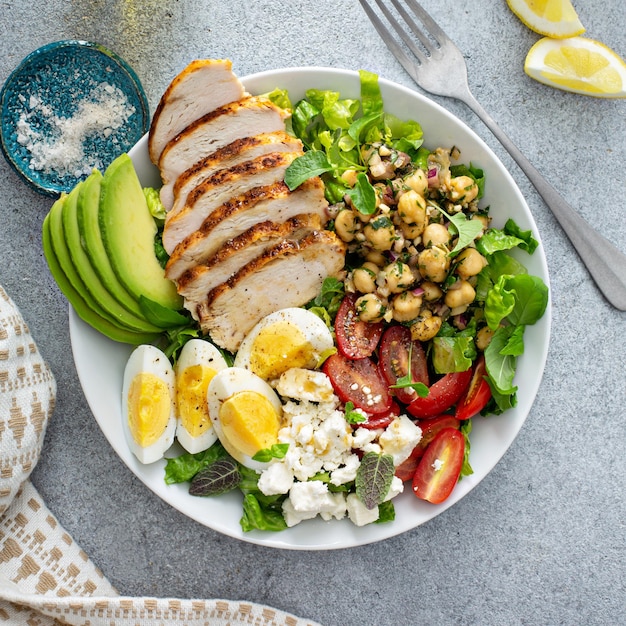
left=256, top=367, right=423, bottom=528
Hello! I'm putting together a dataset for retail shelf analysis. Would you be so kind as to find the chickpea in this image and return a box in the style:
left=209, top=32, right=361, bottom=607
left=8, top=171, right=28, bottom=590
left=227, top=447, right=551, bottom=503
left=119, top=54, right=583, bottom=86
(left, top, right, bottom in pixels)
left=456, top=247, right=487, bottom=280
left=475, top=326, right=495, bottom=351
left=392, top=291, right=423, bottom=323
left=444, top=280, right=476, bottom=309
left=334, top=209, right=358, bottom=243
left=410, top=311, right=443, bottom=342
left=398, top=219, right=424, bottom=241
left=397, top=190, right=427, bottom=231
left=352, top=264, right=378, bottom=293
left=422, top=223, right=451, bottom=247
left=404, top=168, right=428, bottom=196
left=418, top=247, right=450, bottom=283
left=381, top=261, right=415, bottom=294
left=449, top=175, right=479, bottom=204
left=420, top=281, right=443, bottom=302
left=363, top=216, right=397, bottom=251
left=365, top=250, right=386, bottom=267
left=355, top=293, right=387, bottom=323
left=341, top=169, right=358, bottom=187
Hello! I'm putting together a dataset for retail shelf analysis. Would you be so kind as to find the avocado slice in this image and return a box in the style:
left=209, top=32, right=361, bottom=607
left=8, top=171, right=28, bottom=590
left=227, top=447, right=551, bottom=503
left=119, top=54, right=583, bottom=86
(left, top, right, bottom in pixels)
left=76, top=169, right=148, bottom=319
left=99, top=154, right=182, bottom=310
left=65, top=173, right=163, bottom=333
left=43, top=204, right=161, bottom=345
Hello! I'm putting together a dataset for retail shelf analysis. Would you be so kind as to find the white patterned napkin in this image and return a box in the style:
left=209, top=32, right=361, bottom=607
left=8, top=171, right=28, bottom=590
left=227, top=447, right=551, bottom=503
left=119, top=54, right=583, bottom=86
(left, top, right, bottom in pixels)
left=0, top=285, right=321, bottom=626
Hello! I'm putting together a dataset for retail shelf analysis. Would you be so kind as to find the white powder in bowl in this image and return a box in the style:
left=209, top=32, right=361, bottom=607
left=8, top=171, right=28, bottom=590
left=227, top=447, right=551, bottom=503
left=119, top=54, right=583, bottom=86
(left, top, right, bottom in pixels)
left=15, top=82, right=136, bottom=178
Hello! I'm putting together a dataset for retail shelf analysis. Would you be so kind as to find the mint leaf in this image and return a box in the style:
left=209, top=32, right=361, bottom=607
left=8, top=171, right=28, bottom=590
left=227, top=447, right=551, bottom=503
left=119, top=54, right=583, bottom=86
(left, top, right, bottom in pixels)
left=355, top=452, right=395, bottom=509
left=189, top=458, right=241, bottom=497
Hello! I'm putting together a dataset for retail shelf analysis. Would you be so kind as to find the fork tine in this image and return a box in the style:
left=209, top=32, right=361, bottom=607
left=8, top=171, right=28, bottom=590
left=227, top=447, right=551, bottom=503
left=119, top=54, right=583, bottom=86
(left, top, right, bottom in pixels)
left=357, top=0, right=424, bottom=82
left=373, top=0, right=432, bottom=58
left=403, top=0, right=450, bottom=45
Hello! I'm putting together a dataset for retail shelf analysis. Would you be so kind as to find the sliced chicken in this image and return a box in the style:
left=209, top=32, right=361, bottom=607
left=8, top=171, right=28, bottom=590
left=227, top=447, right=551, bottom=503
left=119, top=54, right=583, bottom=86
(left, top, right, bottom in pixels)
left=162, top=151, right=301, bottom=255
left=148, top=59, right=245, bottom=164
left=160, top=130, right=303, bottom=212
left=158, top=96, right=289, bottom=188
left=165, top=178, right=328, bottom=280
left=193, top=230, right=346, bottom=352
left=176, top=213, right=323, bottom=300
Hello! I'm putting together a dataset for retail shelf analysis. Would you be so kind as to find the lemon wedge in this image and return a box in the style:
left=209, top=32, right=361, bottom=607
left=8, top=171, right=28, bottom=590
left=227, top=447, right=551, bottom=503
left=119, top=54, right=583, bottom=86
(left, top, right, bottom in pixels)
left=506, top=0, right=585, bottom=38
left=524, top=36, right=626, bottom=98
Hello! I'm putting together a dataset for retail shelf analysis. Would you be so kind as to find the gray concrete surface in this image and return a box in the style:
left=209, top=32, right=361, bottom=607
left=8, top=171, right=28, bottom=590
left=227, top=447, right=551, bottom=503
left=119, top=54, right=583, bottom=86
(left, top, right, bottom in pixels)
left=1, top=1, right=625, bottom=624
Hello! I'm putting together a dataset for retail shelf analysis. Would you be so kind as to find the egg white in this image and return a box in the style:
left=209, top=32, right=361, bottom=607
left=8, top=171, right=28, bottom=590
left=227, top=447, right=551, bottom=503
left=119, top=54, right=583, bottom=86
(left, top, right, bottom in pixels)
left=122, top=344, right=176, bottom=464
left=174, top=339, right=228, bottom=454
left=234, top=308, right=334, bottom=380
left=207, top=367, right=283, bottom=471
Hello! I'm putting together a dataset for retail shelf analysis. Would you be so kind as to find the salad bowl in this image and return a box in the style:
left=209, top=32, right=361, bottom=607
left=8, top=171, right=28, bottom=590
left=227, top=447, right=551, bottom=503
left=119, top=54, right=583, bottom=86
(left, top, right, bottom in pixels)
left=70, top=66, right=551, bottom=550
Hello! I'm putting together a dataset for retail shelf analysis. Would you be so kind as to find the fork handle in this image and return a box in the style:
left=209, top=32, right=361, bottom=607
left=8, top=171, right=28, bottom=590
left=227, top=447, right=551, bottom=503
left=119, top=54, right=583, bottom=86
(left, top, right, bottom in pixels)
left=462, top=92, right=626, bottom=311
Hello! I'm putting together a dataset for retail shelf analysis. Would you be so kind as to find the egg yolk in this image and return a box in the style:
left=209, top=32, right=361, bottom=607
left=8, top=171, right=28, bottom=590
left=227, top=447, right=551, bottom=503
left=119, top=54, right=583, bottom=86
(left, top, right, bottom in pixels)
left=127, top=373, right=171, bottom=447
left=219, top=391, right=280, bottom=457
left=249, top=321, right=316, bottom=380
left=176, top=364, right=217, bottom=437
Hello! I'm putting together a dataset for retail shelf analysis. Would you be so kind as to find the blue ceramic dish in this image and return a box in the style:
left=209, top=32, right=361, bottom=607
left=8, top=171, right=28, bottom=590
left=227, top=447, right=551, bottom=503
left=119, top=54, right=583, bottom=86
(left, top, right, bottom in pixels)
left=0, top=40, right=150, bottom=197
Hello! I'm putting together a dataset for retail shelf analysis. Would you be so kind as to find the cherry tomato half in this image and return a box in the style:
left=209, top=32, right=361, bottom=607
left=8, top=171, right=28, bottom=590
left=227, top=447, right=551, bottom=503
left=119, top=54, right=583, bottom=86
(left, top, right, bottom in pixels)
left=322, top=352, right=392, bottom=416
left=378, top=324, right=430, bottom=405
left=455, top=356, right=492, bottom=420
left=406, top=368, right=473, bottom=419
left=394, top=415, right=461, bottom=481
left=412, top=427, right=465, bottom=504
left=335, top=293, right=384, bottom=360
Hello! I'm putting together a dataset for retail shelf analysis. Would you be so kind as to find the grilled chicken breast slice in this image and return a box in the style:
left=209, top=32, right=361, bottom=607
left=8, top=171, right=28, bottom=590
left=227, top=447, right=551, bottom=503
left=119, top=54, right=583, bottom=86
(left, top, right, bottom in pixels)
left=148, top=59, right=245, bottom=165
left=162, top=151, right=301, bottom=254
left=161, top=131, right=303, bottom=212
left=176, top=213, right=323, bottom=301
left=193, top=230, right=346, bottom=352
left=158, top=96, right=289, bottom=188
left=165, top=179, right=328, bottom=280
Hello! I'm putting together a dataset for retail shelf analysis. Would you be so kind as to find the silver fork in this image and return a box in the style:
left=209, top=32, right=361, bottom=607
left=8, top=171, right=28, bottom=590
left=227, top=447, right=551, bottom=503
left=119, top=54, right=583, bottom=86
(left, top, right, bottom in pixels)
left=358, top=0, right=626, bottom=311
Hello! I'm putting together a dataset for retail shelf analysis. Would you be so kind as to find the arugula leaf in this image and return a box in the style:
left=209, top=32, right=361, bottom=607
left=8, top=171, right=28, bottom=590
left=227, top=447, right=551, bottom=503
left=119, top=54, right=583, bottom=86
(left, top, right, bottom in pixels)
left=438, top=207, right=484, bottom=256
left=345, top=172, right=377, bottom=215
left=252, top=443, right=290, bottom=463
left=163, top=442, right=229, bottom=484
left=459, top=420, right=474, bottom=478
left=306, top=276, right=345, bottom=318
left=343, top=401, right=367, bottom=424
left=355, top=452, right=395, bottom=510
left=240, top=494, right=288, bottom=532
left=503, top=218, right=539, bottom=253
left=284, top=151, right=333, bottom=190
left=138, top=296, right=190, bottom=328
left=376, top=500, right=396, bottom=523
left=432, top=336, right=475, bottom=374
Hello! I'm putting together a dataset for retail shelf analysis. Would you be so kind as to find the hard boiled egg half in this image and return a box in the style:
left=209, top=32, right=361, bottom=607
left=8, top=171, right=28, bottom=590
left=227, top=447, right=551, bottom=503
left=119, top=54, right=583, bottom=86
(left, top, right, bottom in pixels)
left=122, top=344, right=176, bottom=464
left=174, top=339, right=228, bottom=454
left=234, top=308, right=334, bottom=382
left=207, top=367, right=283, bottom=471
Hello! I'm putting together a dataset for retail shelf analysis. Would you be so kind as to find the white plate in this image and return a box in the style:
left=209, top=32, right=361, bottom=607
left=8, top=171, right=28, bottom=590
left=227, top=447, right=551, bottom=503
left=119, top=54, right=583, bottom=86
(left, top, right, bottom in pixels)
left=70, top=67, right=551, bottom=550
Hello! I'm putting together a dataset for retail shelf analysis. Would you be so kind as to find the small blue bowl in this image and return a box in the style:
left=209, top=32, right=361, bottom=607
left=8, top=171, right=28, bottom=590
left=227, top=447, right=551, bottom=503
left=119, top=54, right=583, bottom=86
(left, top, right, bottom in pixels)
left=0, top=40, right=150, bottom=197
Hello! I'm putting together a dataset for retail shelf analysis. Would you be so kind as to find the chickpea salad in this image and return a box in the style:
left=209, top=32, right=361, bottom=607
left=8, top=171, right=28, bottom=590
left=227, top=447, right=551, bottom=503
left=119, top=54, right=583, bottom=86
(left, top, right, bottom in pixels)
left=162, top=70, right=549, bottom=532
